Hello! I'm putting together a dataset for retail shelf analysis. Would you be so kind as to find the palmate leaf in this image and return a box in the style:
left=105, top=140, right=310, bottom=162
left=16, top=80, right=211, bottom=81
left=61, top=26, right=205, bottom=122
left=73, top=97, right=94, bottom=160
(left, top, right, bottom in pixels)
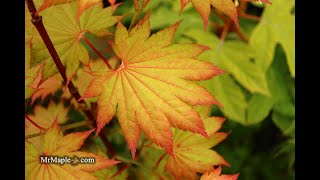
left=38, top=0, right=102, bottom=19
left=164, top=117, right=229, bottom=179
left=184, top=30, right=269, bottom=96
left=26, top=100, right=70, bottom=149
left=250, top=0, right=294, bottom=76
left=180, top=0, right=238, bottom=30
left=29, top=1, right=118, bottom=80
left=81, top=12, right=223, bottom=158
left=25, top=119, right=120, bottom=179
left=31, top=74, right=63, bottom=104
left=179, top=0, right=271, bottom=30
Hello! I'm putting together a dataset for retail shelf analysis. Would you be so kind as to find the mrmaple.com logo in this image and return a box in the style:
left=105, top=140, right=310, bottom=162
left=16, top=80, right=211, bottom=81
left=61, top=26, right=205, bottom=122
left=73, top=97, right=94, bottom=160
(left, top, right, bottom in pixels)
left=40, top=156, right=95, bottom=166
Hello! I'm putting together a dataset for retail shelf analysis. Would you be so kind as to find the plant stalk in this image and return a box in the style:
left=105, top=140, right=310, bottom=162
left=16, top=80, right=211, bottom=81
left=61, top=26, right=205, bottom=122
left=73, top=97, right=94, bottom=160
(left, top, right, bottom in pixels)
left=81, top=36, right=113, bottom=69
left=26, top=0, right=115, bottom=157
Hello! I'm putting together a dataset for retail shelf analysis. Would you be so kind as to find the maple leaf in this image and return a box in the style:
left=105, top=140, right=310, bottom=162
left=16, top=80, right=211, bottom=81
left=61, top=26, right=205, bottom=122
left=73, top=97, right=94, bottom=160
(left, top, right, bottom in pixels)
left=30, top=1, right=118, bottom=80
left=31, top=74, right=63, bottom=104
left=77, top=0, right=102, bottom=19
left=250, top=0, right=294, bottom=77
left=25, top=119, right=120, bottom=179
left=37, top=0, right=74, bottom=13
left=179, top=0, right=239, bottom=30
left=200, top=166, right=240, bottom=180
left=37, top=0, right=103, bottom=19
left=164, top=117, right=229, bottom=179
left=81, top=12, right=223, bottom=158
left=26, top=100, right=70, bottom=148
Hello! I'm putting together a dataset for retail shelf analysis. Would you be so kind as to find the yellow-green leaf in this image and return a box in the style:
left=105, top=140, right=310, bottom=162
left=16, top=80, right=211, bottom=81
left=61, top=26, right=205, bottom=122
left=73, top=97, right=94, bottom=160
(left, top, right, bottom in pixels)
left=81, top=12, right=223, bottom=158
left=29, top=1, right=118, bottom=80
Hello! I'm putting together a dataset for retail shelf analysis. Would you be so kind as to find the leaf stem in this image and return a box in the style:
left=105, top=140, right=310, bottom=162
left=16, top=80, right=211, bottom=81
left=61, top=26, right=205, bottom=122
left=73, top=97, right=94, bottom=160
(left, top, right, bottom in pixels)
left=25, top=120, right=90, bottom=139
left=220, top=19, right=232, bottom=42
left=239, top=13, right=261, bottom=21
left=153, top=152, right=167, bottom=169
left=111, top=164, right=130, bottom=178
left=231, top=26, right=248, bottom=43
left=25, top=132, right=45, bottom=139
left=25, top=115, right=46, bottom=131
left=60, top=120, right=90, bottom=131
left=81, top=35, right=113, bottom=70
left=26, top=0, right=115, bottom=157
left=129, top=0, right=144, bottom=31
left=115, top=155, right=143, bottom=166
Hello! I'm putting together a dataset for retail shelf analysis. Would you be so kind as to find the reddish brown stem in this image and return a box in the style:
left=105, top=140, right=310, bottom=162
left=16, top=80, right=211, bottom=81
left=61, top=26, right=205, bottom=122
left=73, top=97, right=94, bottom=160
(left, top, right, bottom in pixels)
left=220, top=20, right=232, bottom=42
left=26, top=0, right=115, bottom=157
left=239, top=13, right=261, bottom=21
left=231, top=26, right=248, bottom=43
left=25, top=115, right=46, bottom=131
left=237, top=1, right=248, bottom=14
left=214, top=10, right=228, bottom=24
left=81, top=36, right=113, bottom=69
left=134, top=140, right=146, bottom=160
left=154, top=152, right=167, bottom=169
left=111, top=164, right=130, bottom=178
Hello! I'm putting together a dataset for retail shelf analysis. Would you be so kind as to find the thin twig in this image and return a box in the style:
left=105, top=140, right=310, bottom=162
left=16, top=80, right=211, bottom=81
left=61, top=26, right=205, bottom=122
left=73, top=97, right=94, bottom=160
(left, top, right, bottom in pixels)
left=25, top=115, right=46, bottom=131
left=26, top=0, right=115, bottom=157
left=239, top=13, right=261, bottom=21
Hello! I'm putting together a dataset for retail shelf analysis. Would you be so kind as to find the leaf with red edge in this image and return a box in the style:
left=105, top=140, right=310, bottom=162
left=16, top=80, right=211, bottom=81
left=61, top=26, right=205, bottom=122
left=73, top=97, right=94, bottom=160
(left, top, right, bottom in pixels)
left=180, top=0, right=238, bottom=30
left=26, top=100, right=70, bottom=149
left=37, top=0, right=74, bottom=13
left=164, top=117, right=229, bottom=179
left=31, top=74, right=63, bottom=104
left=81, top=12, right=223, bottom=158
left=201, top=166, right=240, bottom=180
left=77, top=0, right=102, bottom=19
left=25, top=119, right=120, bottom=179
left=29, top=1, right=118, bottom=80
left=179, top=0, right=272, bottom=30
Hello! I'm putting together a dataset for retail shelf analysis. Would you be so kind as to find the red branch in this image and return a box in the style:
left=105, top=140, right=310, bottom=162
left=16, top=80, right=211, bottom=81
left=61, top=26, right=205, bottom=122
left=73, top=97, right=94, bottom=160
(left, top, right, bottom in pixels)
left=26, top=0, right=115, bottom=157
